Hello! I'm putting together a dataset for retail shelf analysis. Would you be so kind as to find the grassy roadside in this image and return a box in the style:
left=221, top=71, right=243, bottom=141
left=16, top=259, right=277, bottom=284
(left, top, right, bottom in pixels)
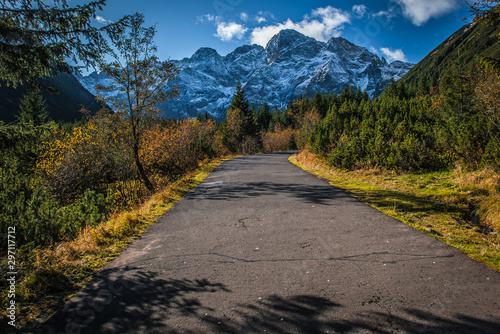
left=290, top=151, right=500, bottom=272
left=0, top=157, right=231, bottom=332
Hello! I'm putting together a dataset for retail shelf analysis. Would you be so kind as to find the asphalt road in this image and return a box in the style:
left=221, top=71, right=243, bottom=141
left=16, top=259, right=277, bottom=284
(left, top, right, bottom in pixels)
left=40, top=152, right=500, bottom=334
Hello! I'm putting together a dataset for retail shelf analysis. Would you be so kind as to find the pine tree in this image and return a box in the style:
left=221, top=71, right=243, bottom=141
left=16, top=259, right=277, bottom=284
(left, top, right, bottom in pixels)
left=230, top=81, right=249, bottom=112
left=312, top=91, right=327, bottom=117
left=228, top=80, right=258, bottom=138
left=17, top=86, right=49, bottom=126
left=256, top=102, right=272, bottom=132
left=417, top=77, right=429, bottom=96
left=223, top=81, right=262, bottom=152
left=0, top=0, right=127, bottom=87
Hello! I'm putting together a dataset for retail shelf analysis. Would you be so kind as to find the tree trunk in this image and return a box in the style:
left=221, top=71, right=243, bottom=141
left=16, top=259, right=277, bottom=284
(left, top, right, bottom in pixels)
left=133, top=142, right=154, bottom=192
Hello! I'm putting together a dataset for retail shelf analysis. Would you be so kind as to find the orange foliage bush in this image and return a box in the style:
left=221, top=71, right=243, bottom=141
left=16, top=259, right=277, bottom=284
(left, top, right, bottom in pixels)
left=141, top=119, right=221, bottom=181
left=37, top=114, right=134, bottom=203
left=38, top=114, right=225, bottom=207
left=263, top=127, right=298, bottom=153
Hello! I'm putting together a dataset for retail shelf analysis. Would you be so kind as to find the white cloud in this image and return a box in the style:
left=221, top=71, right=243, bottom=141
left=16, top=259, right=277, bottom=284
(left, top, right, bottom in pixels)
left=215, top=22, right=248, bottom=41
left=352, top=5, right=367, bottom=18
left=373, top=10, right=393, bottom=19
left=250, top=20, right=299, bottom=46
left=95, top=15, right=112, bottom=24
left=312, top=6, right=352, bottom=34
left=256, top=16, right=267, bottom=24
left=258, top=11, right=277, bottom=21
left=240, top=12, right=249, bottom=21
left=250, top=6, right=351, bottom=47
left=197, top=14, right=218, bottom=23
left=394, top=0, right=460, bottom=26
left=380, top=47, right=407, bottom=62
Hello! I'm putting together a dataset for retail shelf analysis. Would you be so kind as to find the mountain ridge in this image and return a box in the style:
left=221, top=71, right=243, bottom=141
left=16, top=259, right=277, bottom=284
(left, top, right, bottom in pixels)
left=399, top=21, right=500, bottom=85
left=79, top=29, right=414, bottom=119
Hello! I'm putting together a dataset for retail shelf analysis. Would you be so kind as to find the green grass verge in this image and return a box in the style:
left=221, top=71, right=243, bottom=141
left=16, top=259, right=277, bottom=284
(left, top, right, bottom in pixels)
left=0, top=157, right=230, bottom=332
left=289, top=151, right=500, bottom=272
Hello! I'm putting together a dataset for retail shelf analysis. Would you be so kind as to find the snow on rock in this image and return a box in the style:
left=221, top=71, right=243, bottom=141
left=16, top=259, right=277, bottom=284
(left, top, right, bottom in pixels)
left=78, top=29, right=413, bottom=119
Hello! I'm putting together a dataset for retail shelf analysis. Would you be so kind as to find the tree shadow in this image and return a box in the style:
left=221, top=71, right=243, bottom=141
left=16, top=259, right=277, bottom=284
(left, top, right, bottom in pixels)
left=203, top=294, right=347, bottom=333
left=352, top=187, right=471, bottom=223
left=36, top=266, right=500, bottom=334
left=203, top=295, right=500, bottom=334
left=37, top=266, right=230, bottom=334
left=186, top=181, right=357, bottom=206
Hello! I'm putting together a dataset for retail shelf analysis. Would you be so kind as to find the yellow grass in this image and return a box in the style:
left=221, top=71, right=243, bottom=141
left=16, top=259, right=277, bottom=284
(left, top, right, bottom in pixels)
left=290, top=151, right=500, bottom=271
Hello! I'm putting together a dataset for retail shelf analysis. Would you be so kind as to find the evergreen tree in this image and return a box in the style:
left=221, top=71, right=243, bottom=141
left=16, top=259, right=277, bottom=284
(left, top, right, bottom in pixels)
left=196, top=111, right=211, bottom=122
left=269, top=106, right=281, bottom=131
left=256, top=102, right=272, bottom=132
left=417, top=77, right=429, bottom=96
left=229, top=80, right=258, bottom=138
left=355, top=87, right=364, bottom=102
left=230, top=81, right=250, bottom=115
left=312, top=91, right=327, bottom=117
left=0, top=0, right=127, bottom=87
left=384, top=79, right=398, bottom=98
left=17, top=86, right=49, bottom=126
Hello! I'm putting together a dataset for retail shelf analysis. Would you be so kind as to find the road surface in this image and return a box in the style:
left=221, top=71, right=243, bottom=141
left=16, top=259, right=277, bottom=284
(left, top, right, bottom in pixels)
left=40, top=152, right=500, bottom=333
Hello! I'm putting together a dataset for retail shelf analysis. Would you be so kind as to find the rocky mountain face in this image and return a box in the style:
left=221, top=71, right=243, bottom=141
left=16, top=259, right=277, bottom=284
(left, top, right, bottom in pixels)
left=79, top=29, right=413, bottom=119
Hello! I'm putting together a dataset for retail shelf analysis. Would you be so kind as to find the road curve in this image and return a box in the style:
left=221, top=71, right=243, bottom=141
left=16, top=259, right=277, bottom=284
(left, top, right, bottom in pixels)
left=40, top=152, right=500, bottom=334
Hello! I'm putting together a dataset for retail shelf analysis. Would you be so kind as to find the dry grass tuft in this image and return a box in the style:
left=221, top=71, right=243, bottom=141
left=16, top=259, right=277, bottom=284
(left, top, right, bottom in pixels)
left=453, top=164, right=500, bottom=231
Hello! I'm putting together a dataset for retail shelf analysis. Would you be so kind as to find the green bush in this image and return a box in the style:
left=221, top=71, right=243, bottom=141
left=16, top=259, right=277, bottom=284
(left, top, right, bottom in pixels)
left=0, top=158, right=109, bottom=250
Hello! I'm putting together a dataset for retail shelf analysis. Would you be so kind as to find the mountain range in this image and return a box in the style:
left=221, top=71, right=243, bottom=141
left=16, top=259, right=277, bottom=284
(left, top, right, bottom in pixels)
left=2, top=20, right=498, bottom=123
left=78, top=29, right=413, bottom=119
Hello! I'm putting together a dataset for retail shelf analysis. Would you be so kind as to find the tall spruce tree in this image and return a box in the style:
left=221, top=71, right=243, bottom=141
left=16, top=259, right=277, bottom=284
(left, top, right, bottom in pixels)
left=256, top=102, right=272, bottom=132
left=0, top=0, right=127, bottom=87
left=230, top=82, right=250, bottom=115
left=229, top=80, right=258, bottom=138
left=223, top=81, right=261, bottom=152
left=17, top=86, right=49, bottom=126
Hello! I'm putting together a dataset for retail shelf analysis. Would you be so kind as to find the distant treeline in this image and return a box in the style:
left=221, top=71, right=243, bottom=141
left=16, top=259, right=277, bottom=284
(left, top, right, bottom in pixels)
left=230, top=66, right=499, bottom=172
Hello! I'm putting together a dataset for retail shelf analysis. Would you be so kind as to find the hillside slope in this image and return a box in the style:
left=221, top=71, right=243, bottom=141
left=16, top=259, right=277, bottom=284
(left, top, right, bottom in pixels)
left=400, top=21, right=500, bottom=85
left=0, top=73, right=103, bottom=123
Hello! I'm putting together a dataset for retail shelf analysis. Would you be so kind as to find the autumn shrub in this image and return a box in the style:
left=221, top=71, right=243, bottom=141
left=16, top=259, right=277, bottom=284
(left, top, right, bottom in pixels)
left=141, top=119, right=220, bottom=182
left=1, top=115, right=227, bottom=251
left=37, top=113, right=134, bottom=203
left=263, top=126, right=298, bottom=153
left=222, top=107, right=245, bottom=153
left=454, top=165, right=500, bottom=231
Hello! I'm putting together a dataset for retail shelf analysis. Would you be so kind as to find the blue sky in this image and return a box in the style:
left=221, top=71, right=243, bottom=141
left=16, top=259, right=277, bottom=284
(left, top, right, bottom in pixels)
left=90, top=0, right=473, bottom=64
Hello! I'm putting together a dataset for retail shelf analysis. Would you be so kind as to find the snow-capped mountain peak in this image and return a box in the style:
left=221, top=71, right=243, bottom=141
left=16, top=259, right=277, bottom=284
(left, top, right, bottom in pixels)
left=78, top=29, right=413, bottom=119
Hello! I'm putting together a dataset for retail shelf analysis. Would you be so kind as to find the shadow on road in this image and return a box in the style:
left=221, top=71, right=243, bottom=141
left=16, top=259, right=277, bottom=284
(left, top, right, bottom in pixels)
left=187, top=181, right=356, bottom=206
left=37, top=267, right=230, bottom=334
left=37, top=266, right=500, bottom=334
left=204, top=295, right=500, bottom=334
